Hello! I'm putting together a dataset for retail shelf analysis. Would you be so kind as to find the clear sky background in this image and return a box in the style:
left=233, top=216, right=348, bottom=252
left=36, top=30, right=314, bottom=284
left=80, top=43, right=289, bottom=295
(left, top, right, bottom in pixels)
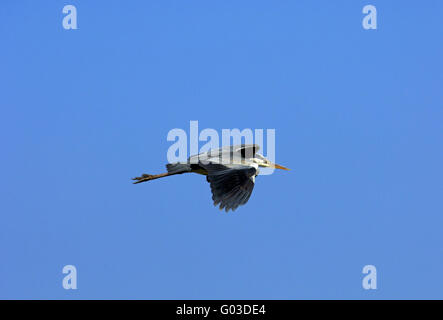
left=1, top=1, right=442, bottom=299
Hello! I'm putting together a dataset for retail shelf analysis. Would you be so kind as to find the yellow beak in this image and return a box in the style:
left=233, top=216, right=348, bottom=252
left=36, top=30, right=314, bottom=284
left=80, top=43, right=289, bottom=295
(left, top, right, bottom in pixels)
left=272, top=163, right=290, bottom=170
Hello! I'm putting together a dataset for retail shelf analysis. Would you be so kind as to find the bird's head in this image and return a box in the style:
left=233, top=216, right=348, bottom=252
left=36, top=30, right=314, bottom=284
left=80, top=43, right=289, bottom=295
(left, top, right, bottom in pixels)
left=252, top=153, right=290, bottom=170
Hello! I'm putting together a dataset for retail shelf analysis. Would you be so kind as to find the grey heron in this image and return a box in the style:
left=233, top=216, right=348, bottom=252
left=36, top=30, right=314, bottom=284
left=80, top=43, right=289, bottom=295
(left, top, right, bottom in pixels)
left=132, top=144, right=289, bottom=212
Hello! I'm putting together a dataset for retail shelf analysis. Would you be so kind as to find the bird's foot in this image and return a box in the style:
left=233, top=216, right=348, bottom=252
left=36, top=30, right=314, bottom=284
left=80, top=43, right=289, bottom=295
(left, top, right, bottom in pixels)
left=132, top=174, right=155, bottom=184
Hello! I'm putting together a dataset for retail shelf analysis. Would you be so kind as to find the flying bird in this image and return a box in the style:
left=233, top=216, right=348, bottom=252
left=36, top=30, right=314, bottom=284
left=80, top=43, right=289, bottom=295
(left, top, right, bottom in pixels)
left=132, top=144, right=289, bottom=212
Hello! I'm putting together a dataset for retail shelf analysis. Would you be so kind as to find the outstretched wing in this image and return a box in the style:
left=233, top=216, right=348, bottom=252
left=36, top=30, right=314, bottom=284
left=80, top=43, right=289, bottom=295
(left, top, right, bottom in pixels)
left=200, top=163, right=258, bottom=212
left=189, top=144, right=260, bottom=164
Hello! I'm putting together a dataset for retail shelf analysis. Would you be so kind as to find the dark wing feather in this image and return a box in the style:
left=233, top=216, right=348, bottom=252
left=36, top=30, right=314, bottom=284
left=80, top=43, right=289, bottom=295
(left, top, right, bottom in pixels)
left=236, top=144, right=260, bottom=159
left=201, top=163, right=257, bottom=212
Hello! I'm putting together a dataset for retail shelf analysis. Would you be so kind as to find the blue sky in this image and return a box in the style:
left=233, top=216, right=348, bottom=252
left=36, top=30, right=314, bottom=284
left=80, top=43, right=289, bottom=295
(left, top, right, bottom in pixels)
left=1, top=1, right=442, bottom=299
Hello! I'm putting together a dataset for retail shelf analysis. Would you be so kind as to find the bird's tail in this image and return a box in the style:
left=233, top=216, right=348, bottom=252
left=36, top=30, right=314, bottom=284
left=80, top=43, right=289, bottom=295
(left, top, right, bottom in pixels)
left=132, top=163, right=192, bottom=184
left=166, top=163, right=192, bottom=174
